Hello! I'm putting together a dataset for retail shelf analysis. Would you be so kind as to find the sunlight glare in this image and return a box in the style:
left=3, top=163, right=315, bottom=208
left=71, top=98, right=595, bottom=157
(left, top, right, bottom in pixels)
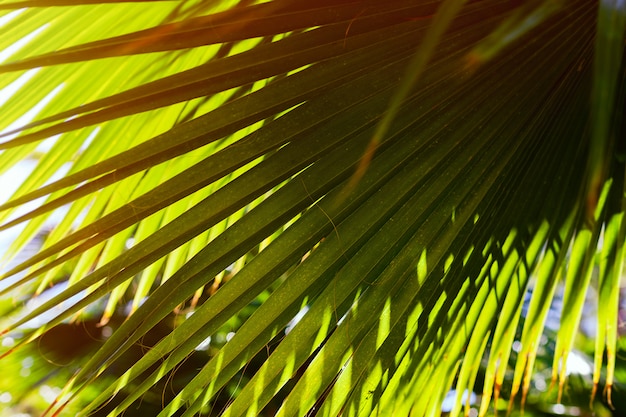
left=0, top=82, right=64, bottom=143
left=0, top=9, right=24, bottom=28
left=39, top=385, right=61, bottom=404
left=0, top=24, right=48, bottom=64
left=565, top=351, right=592, bottom=376
left=1, top=337, right=14, bottom=347
left=0, top=392, right=11, bottom=403
left=0, top=68, right=39, bottom=108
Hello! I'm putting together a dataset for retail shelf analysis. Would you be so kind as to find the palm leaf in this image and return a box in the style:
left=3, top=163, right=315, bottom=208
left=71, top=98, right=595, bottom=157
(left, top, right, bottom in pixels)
left=0, top=0, right=624, bottom=416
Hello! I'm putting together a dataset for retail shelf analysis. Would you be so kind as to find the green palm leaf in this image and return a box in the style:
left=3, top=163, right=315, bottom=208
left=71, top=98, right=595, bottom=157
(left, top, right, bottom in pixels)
left=0, top=0, right=624, bottom=416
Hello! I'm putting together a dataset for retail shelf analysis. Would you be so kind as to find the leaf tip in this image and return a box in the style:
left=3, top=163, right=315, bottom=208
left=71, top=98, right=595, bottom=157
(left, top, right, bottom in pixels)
left=603, top=383, right=614, bottom=410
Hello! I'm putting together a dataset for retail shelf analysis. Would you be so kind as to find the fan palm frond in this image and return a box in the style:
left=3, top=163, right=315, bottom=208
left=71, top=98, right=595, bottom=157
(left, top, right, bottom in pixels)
left=0, top=0, right=624, bottom=416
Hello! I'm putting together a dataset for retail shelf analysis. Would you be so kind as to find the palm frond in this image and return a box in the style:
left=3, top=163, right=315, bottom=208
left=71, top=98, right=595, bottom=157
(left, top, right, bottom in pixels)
left=0, top=0, right=624, bottom=416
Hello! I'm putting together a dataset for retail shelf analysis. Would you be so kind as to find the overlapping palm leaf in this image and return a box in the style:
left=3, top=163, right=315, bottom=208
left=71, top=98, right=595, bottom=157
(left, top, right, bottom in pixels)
left=0, top=0, right=624, bottom=416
